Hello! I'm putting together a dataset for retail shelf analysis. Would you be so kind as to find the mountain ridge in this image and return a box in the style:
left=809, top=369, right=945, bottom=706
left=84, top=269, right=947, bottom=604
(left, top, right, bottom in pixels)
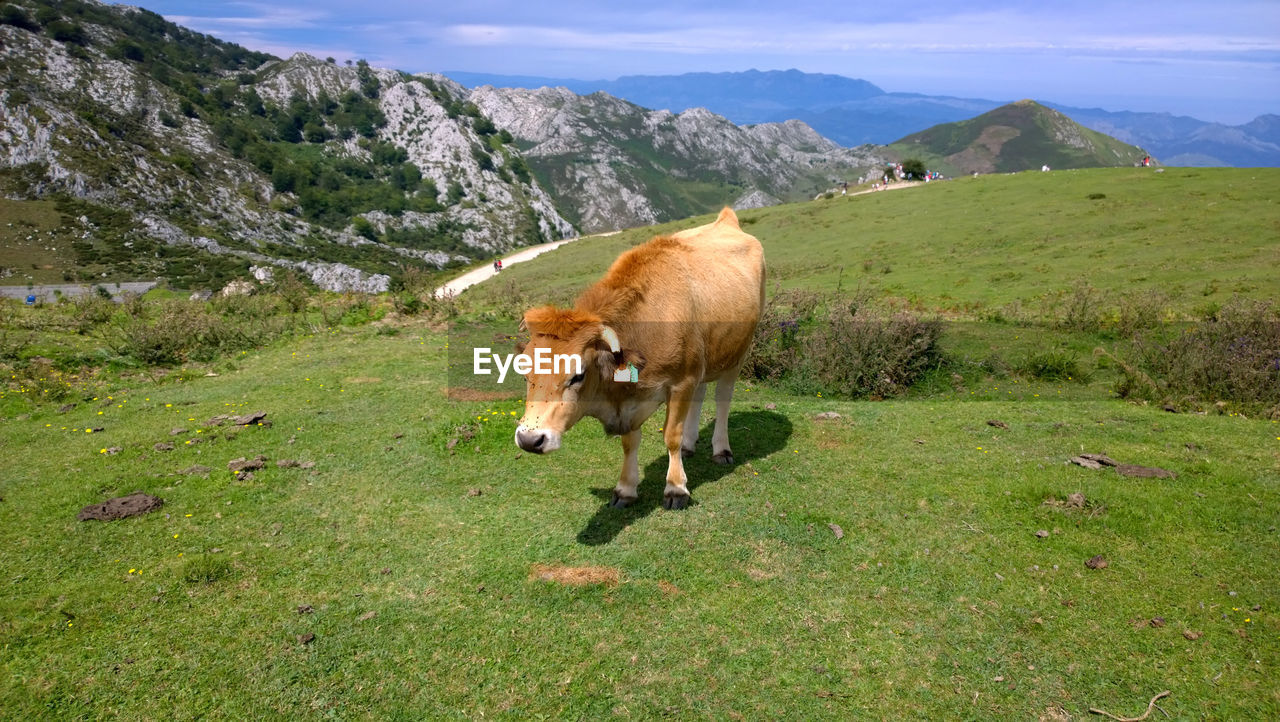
left=448, top=70, right=1279, bottom=167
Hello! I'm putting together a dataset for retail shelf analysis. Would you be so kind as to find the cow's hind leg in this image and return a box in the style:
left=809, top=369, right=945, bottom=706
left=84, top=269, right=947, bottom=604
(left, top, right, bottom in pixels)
left=610, top=428, right=642, bottom=508
left=680, top=383, right=707, bottom=457
left=661, top=386, right=695, bottom=510
left=711, top=373, right=737, bottom=465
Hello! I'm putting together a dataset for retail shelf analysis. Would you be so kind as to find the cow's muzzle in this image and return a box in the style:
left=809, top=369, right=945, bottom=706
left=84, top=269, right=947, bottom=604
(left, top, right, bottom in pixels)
left=515, top=426, right=559, bottom=454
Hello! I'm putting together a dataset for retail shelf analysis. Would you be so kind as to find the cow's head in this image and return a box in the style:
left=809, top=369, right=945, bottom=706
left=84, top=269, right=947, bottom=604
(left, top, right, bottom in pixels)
left=514, top=306, right=645, bottom=454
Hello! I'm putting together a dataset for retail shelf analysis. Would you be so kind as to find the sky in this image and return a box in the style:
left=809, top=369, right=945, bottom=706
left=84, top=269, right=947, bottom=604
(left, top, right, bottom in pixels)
left=141, top=1, right=1279, bottom=125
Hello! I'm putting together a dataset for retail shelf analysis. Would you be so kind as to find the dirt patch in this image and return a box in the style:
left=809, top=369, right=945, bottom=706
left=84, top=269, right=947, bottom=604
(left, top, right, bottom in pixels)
left=529, top=563, right=620, bottom=586
left=343, top=376, right=382, bottom=384
left=447, top=387, right=520, bottom=402
left=77, top=492, right=163, bottom=521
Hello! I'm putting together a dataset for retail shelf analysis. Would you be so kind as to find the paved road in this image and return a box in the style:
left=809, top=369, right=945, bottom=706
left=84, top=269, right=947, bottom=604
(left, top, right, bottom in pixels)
left=433, top=232, right=618, bottom=299
left=0, top=281, right=159, bottom=302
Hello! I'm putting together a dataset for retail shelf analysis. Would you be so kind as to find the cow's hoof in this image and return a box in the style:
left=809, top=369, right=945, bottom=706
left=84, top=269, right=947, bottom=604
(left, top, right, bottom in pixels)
left=662, top=493, right=690, bottom=510
left=609, top=491, right=636, bottom=509
left=712, top=450, right=734, bottom=465
left=680, top=445, right=696, bottom=458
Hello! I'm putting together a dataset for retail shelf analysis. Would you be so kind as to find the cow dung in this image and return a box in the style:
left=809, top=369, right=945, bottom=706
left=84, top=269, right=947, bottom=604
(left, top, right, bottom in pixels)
left=77, top=492, right=164, bottom=522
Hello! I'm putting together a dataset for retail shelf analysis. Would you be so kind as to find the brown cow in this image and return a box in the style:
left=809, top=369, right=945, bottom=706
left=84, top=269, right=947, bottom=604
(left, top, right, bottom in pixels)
left=514, top=207, right=765, bottom=509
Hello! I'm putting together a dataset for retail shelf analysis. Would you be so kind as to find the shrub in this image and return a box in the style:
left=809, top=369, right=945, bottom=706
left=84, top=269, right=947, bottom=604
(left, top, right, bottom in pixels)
left=1056, top=281, right=1106, bottom=333
left=803, top=303, right=943, bottom=397
left=742, top=289, right=943, bottom=398
left=72, top=293, right=117, bottom=334
left=1115, top=298, right=1280, bottom=409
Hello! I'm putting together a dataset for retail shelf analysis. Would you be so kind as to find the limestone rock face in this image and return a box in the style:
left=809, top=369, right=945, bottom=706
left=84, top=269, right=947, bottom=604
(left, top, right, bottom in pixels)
left=0, top=21, right=571, bottom=292
left=467, top=86, right=886, bottom=233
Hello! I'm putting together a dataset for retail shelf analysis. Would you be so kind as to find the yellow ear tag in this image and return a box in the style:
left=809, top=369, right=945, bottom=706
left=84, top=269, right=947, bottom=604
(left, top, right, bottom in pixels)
left=613, top=363, right=638, bottom=383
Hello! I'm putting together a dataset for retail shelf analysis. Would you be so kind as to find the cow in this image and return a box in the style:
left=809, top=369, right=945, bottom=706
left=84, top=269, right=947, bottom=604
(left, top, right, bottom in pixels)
left=514, top=207, right=766, bottom=510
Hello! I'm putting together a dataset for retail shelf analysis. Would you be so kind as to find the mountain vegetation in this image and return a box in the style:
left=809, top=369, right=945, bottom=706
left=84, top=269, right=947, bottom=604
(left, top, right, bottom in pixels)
left=1, top=0, right=571, bottom=291
left=885, top=101, right=1150, bottom=176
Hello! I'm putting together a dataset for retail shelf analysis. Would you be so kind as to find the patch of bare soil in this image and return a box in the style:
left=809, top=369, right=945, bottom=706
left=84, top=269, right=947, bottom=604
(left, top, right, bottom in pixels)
left=447, top=387, right=520, bottom=402
left=77, top=492, right=163, bottom=521
left=529, top=563, right=620, bottom=586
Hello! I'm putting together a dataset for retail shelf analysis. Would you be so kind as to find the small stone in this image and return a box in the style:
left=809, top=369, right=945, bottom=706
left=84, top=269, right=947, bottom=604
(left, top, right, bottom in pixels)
left=828, top=523, right=844, bottom=540
left=1183, top=629, right=1203, bottom=640
left=466, top=488, right=482, bottom=497
left=153, top=442, right=175, bottom=451
left=298, top=632, right=315, bottom=645
left=1150, top=617, right=1166, bottom=628
left=1035, top=529, right=1049, bottom=538
left=1086, top=555, right=1108, bottom=570
left=986, top=419, right=1009, bottom=429
left=170, top=428, right=187, bottom=436
left=297, top=604, right=313, bottom=614
left=814, top=411, right=841, bottom=421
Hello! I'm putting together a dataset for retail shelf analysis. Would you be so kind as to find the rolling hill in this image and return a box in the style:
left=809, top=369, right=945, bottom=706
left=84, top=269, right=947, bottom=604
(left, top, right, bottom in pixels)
left=884, top=101, right=1151, bottom=176
left=461, top=166, right=1280, bottom=315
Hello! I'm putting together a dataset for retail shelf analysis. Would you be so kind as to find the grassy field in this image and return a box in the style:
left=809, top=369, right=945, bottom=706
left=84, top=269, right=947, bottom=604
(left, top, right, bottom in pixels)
left=1, top=166, right=1278, bottom=718
left=1, top=322, right=1277, bottom=718
left=466, top=167, right=1280, bottom=317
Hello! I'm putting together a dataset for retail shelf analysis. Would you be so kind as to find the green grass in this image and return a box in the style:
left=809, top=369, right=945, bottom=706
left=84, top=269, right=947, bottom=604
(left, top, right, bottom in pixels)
left=464, top=167, right=1280, bottom=316
left=1, top=166, right=1278, bottom=717
left=1, top=322, right=1277, bottom=718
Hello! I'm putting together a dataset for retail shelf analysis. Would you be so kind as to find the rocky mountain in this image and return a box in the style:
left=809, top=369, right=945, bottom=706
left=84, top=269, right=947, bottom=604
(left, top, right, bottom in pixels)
left=465, top=85, right=885, bottom=232
left=453, top=69, right=1279, bottom=168
left=885, top=100, right=1151, bottom=176
left=1, top=0, right=572, bottom=291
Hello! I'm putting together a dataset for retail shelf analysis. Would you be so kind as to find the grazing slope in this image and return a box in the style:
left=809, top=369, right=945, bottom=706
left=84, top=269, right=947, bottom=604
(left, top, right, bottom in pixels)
left=463, top=167, right=1280, bottom=315
left=885, top=101, right=1151, bottom=176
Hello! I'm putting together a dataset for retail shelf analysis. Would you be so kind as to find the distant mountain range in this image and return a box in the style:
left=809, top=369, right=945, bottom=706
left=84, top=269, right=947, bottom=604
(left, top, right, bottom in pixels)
left=446, top=70, right=1280, bottom=167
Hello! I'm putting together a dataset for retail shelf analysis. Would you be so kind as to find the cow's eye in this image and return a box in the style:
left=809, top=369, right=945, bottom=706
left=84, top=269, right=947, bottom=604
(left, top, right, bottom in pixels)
left=567, top=372, right=586, bottom=387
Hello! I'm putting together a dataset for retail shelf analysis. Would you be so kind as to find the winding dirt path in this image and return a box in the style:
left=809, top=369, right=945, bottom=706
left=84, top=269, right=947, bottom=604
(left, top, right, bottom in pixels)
left=433, top=231, right=618, bottom=299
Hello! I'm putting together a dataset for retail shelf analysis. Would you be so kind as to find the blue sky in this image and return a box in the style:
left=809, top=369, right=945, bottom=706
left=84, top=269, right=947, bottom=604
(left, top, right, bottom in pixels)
left=142, top=1, right=1278, bottom=124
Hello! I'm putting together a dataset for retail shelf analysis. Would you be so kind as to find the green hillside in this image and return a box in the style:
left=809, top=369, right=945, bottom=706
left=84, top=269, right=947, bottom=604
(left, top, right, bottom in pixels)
left=884, top=100, right=1150, bottom=176
left=464, top=167, right=1280, bottom=317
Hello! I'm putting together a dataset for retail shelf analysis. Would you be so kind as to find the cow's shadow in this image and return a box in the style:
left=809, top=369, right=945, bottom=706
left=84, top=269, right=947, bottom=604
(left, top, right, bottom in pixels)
left=576, top=409, right=793, bottom=546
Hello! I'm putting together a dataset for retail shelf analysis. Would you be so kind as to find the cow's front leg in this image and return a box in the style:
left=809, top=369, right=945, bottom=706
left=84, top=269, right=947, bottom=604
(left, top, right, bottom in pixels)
left=662, top=386, right=695, bottom=510
left=610, top=428, right=642, bottom=508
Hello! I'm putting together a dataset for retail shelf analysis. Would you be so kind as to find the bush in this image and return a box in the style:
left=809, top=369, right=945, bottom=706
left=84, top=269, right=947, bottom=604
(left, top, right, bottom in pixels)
left=108, top=300, right=292, bottom=365
left=743, top=289, right=943, bottom=398
left=72, top=293, right=117, bottom=334
left=1115, top=298, right=1280, bottom=409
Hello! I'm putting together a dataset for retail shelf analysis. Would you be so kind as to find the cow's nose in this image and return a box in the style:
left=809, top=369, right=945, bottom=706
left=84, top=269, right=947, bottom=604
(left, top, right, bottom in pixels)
left=515, top=428, right=546, bottom=453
